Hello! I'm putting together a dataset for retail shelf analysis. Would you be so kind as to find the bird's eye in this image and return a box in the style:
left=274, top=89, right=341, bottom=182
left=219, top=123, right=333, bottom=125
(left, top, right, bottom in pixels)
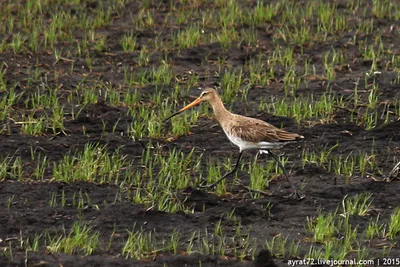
left=201, top=92, right=208, bottom=97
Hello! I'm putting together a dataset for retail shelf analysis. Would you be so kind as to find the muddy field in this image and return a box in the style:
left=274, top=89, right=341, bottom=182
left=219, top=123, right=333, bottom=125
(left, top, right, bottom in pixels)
left=1, top=0, right=400, bottom=266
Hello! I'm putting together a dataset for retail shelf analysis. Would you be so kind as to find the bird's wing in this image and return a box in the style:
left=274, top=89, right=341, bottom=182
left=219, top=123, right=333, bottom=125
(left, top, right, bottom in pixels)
left=227, top=116, right=301, bottom=143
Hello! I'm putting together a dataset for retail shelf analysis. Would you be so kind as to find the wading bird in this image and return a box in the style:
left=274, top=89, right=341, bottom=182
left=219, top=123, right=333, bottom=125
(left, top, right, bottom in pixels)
left=164, top=88, right=304, bottom=199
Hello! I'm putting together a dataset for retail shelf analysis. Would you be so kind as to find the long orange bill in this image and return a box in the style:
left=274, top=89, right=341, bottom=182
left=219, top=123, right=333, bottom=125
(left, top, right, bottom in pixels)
left=163, top=97, right=202, bottom=123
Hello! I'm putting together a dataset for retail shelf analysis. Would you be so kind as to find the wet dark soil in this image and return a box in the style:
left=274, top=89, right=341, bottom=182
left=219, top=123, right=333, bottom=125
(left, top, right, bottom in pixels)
left=1, top=0, right=400, bottom=267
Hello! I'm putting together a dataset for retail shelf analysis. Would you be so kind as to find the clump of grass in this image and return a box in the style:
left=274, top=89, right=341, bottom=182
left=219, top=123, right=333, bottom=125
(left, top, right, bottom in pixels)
left=251, top=2, right=279, bottom=25
left=10, top=156, right=24, bottom=180
left=247, top=55, right=274, bottom=87
left=204, top=158, right=225, bottom=196
left=248, top=155, right=287, bottom=197
left=122, top=228, right=157, bottom=259
left=10, top=33, right=25, bottom=54
left=132, top=9, right=154, bottom=30
left=20, top=115, right=47, bottom=136
left=172, top=24, right=203, bottom=49
left=213, top=26, right=238, bottom=51
left=127, top=103, right=166, bottom=139
left=262, top=94, right=343, bottom=124
left=191, top=221, right=255, bottom=260
left=372, top=0, right=397, bottom=19
left=301, top=143, right=338, bottom=168
left=128, top=89, right=205, bottom=139
left=49, top=189, right=99, bottom=214
left=21, top=234, right=41, bottom=253
left=0, top=63, right=7, bottom=90
left=217, top=0, right=243, bottom=28
left=124, top=64, right=174, bottom=87
left=122, top=227, right=181, bottom=260
left=220, top=68, right=244, bottom=103
left=0, top=156, right=14, bottom=180
left=306, top=211, right=336, bottom=243
left=302, top=191, right=381, bottom=261
left=341, top=193, right=373, bottom=217
left=388, top=208, right=400, bottom=239
left=46, top=221, right=99, bottom=255
left=49, top=106, right=65, bottom=134
left=248, top=159, right=274, bottom=193
left=121, top=220, right=257, bottom=261
left=306, top=209, right=360, bottom=260
left=53, top=144, right=128, bottom=183
left=27, top=87, right=59, bottom=110
left=129, top=186, right=190, bottom=213
left=120, top=32, right=137, bottom=51
left=169, top=111, right=197, bottom=137
left=265, top=234, right=300, bottom=259
left=0, top=86, right=23, bottom=120
left=365, top=216, right=384, bottom=239
left=329, top=152, right=377, bottom=184
left=120, top=144, right=201, bottom=213
left=154, top=147, right=201, bottom=189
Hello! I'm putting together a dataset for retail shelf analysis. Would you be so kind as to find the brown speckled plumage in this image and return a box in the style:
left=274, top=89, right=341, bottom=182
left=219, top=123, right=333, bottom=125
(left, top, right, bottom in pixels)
left=196, top=88, right=303, bottom=148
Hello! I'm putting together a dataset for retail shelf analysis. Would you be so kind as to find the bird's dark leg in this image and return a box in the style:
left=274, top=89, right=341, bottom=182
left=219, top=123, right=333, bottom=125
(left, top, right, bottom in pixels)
left=200, top=152, right=243, bottom=188
left=267, top=149, right=288, bottom=175
left=267, top=149, right=304, bottom=200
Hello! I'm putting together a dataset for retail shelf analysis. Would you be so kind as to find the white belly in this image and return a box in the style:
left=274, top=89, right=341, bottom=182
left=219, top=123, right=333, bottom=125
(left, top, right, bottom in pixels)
left=223, top=130, right=282, bottom=152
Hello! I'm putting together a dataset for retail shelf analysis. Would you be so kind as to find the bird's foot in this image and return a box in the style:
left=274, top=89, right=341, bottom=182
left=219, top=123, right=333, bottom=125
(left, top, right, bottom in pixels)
left=284, top=190, right=305, bottom=200
left=198, top=180, right=217, bottom=189
left=198, top=175, right=229, bottom=189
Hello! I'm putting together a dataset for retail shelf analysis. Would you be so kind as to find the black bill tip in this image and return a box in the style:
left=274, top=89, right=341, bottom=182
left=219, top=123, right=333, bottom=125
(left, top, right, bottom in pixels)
left=163, top=110, right=182, bottom=123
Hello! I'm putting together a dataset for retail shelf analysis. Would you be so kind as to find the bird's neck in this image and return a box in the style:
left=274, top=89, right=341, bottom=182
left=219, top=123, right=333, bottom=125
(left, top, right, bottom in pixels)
left=209, top=96, right=231, bottom=122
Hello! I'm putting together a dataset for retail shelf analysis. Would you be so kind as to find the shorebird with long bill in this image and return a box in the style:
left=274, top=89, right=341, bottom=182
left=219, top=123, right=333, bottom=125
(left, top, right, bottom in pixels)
left=164, top=88, right=304, bottom=199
